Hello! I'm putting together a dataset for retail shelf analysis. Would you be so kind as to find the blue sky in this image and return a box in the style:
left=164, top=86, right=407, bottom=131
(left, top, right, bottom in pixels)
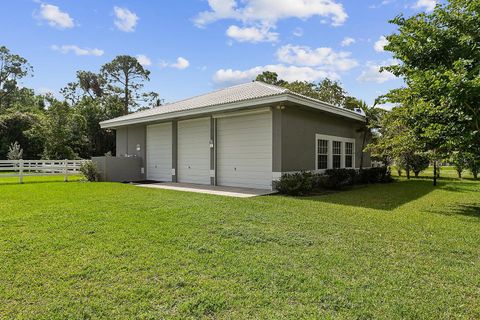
left=1, top=0, right=440, bottom=106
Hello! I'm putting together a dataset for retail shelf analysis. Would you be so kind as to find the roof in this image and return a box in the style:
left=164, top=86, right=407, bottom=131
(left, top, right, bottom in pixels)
left=100, top=81, right=364, bottom=128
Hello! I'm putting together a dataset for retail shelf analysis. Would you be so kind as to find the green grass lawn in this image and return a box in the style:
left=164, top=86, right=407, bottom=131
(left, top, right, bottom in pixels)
left=0, top=176, right=479, bottom=319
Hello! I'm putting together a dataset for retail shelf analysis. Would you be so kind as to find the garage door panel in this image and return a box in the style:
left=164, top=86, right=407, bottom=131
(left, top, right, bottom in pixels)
left=178, top=118, right=211, bottom=184
left=217, top=112, right=272, bottom=189
left=146, top=123, right=172, bottom=181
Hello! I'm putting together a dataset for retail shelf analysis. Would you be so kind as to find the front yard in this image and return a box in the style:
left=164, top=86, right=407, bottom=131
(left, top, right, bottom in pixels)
left=0, top=177, right=479, bottom=319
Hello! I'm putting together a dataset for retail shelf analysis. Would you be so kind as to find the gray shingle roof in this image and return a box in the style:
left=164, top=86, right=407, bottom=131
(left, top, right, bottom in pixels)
left=101, top=81, right=289, bottom=125
left=100, top=81, right=365, bottom=128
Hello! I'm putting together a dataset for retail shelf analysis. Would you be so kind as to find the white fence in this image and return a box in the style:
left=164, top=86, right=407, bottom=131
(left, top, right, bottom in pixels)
left=0, top=159, right=85, bottom=183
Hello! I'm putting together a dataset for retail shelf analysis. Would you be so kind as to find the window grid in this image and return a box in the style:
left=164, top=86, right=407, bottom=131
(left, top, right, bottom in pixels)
left=317, top=139, right=328, bottom=169
left=332, top=141, right=342, bottom=169
left=345, top=142, right=353, bottom=168
left=315, top=135, right=355, bottom=170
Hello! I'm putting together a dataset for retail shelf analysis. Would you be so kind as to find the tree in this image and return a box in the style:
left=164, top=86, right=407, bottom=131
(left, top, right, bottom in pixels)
left=255, top=71, right=287, bottom=86
left=466, top=153, right=479, bottom=180
left=101, top=55, right=158, bottom=115
left=0, top=46, right=33, bottom=111
left=61, top=71, right=105, bottom=105
left=42, top=98, right=87, bottom=159
left=255, top=72, right=349, bottom=107
left=346, top=98, right=385, bottom=169
left=450, top=151, right=467, bottom=179
left=410, top=153, right=430, bottom=178
left=382, top=0, right=480, bottom=185
left=0, top=111, right=45, bottom=159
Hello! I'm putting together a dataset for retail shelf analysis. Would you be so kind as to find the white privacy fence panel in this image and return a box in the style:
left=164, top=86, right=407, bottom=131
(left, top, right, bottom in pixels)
left=0, top=159, right=85, bottom=183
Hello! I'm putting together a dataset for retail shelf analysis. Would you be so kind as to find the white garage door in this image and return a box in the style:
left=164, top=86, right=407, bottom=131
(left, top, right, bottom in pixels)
left=217, top=111, right=272, bottom=189
left=146, top=122, right=172, bottom=181
left=178, top=118, right=211, bottom=184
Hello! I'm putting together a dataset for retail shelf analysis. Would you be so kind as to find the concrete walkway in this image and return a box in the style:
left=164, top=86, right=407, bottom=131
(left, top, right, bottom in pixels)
left=134, top=182, right=275, bottom=198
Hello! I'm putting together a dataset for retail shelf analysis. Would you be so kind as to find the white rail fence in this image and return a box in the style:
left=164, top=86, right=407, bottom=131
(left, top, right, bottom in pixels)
left=0, top=160, right=85, bottom=183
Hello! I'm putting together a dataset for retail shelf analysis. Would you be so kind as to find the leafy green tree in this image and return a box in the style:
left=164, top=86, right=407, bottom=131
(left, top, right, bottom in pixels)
left=101, top=55, right=158, bottom=115
left=368, top=106, right=420, bottom=178
left=255, top=72, right=349, bottom=107
left=346, top=97, right=385, bottom=169
left=382, top=0, right=480, bottom=184
left=61, top=71, right=105, bottom=105
left=42, top=98, right=87, bottom=159
left=255, top=71, right=287, bottom=86
left=74, top=96, right=123, bottom=157
left=450, top=151, right=467, bottom=179
left=466, top=153, right=479, bottom=180
left=0, top=111, right=45, bottom=159
left=410, top=153, right=430, bottom=178
left=0, top=46, right=33, bottom=111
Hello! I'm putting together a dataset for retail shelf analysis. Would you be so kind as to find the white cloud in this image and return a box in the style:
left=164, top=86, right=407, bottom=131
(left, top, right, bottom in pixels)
left=292, top=27, right=303, bottom=37
left=226, top=25, right=278, bottom=43
left=37, top=3, right=74, bottom=29
left=341, top=37, right=355, bottom=47
left=213, top=64, right=338, bottom=86
left=194, top=0, right=348, bottom=27
left=276, top=44, right=358, bottom=71
left=136, top=54, right=152, bottom=66
left=51, top=45, right=104, bottom=56
left=114, top=7, right=138, bottom=32
left=357, top=61, right=396, bottom=84
left=369, top=0, right=396, bottom=9
left=194, top=0, right=347, bottom=43
left=161, top=57, right=190, bottom=70
left=374, top=36, right=388, bottom=52
left=413, top=0, right=437, bottom=12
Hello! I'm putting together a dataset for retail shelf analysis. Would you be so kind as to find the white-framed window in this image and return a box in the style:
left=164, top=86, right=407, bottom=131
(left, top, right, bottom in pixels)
left=317, top=139, right=328, bottom=169
left=345, top=142, right=353, bottom=168
left=332, top=141, right=342, bottom=169
left=315, top=134, right=356, bottom=170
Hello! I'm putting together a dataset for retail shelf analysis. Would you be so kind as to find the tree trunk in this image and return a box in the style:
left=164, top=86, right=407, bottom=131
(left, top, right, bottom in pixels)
left=457, top=170, right=462, bottom=179
left=414, top=171, right=419, bottom=178
left=406, top=166, right=410, bottom=180
left=433, top=160, right=437, bottom=186
left=123, top=74, right=129, bottom=115
left=359, top=129, right=367, bottom=170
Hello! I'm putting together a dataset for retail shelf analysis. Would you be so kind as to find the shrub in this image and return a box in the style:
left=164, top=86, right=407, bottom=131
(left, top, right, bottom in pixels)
left=275, top=171, right=314, bottom=196
left=80, top=161, right=99, bottom=182
left=7, top=141, right=23, bottom=160
left=358, top=167, right=393, bottom=184
left=322, top=169, right=357, bottom=189
left=410, top=153, right=430, bottom=178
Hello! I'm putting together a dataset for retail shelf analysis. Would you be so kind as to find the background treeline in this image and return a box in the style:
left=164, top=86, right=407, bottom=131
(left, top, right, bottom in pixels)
left=0, top=47, right=159, bottom=159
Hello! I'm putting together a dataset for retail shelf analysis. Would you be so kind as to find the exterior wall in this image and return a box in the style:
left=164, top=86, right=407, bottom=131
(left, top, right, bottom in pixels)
left=171, top=121, right=178, bottom=182
left=92, top=156, right=143, bottom=182
left=115, top=125, right=146, bottom=180
left=279, top=106, right=370, bottom=172
left=110, top=104, right=369, bottom=185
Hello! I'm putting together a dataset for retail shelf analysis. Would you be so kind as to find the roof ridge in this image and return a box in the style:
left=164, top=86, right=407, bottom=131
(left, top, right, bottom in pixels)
left=110, top=82, right=261, bottom=121
left=253, top=80, right=291, bottom=93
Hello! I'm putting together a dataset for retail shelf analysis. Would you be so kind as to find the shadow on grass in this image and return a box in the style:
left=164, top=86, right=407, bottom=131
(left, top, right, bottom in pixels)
left=301, top=179, right=440, bottom=211
left=429, top=204, right=480, bottom=219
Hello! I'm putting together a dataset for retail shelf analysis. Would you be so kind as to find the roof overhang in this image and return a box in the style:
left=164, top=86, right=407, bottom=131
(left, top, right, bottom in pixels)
left=100, top=93, right=365, bottom=129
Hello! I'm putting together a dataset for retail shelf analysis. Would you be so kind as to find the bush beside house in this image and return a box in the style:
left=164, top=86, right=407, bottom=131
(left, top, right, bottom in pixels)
left=275, top=167, right=392, bottom=196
